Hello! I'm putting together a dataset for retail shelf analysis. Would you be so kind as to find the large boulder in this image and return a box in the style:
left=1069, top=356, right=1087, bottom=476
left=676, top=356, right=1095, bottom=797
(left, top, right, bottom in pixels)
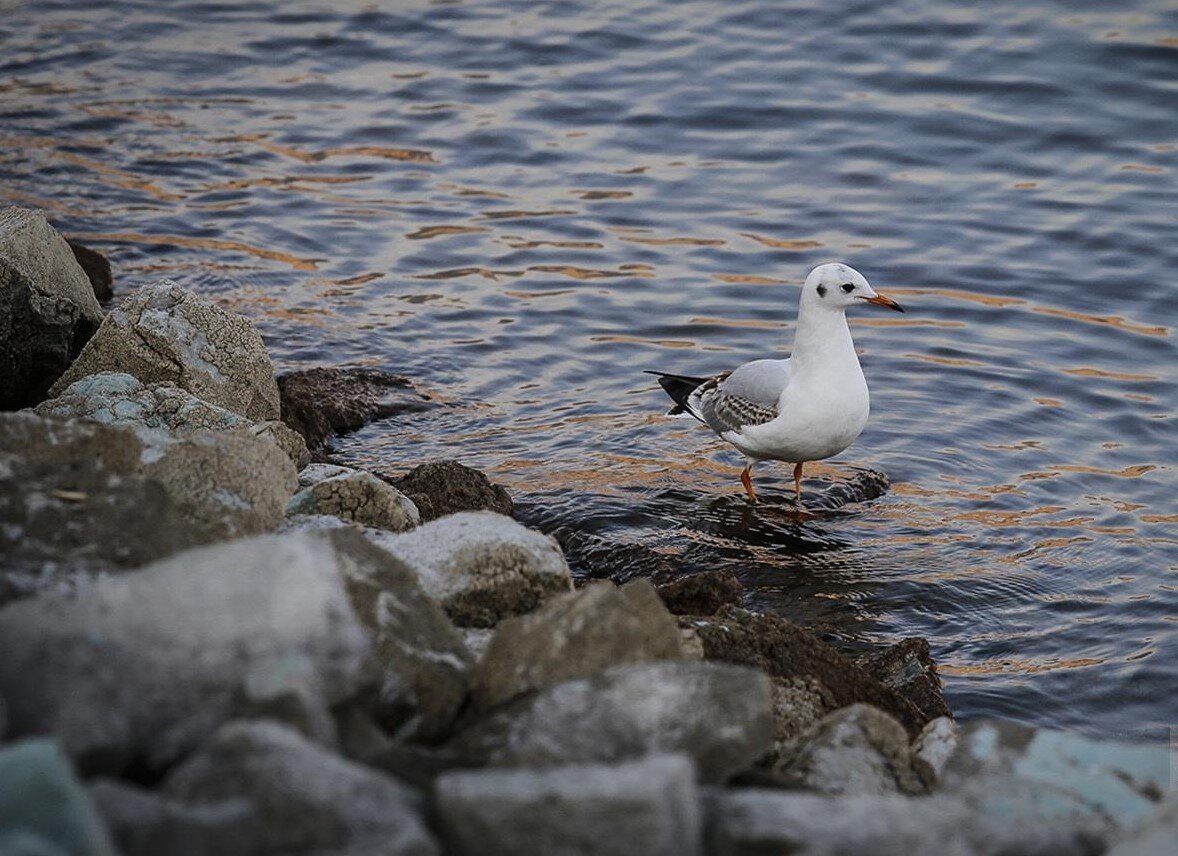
left=162, top=720, right=439, bottom=856
left=370, top=511, right=573, bottom=627
left=434, top=755, right=703, bottom=856
left=0, top=739, right=115, bottom=856
left=288, top=464, right=419, bottom=532
left=49, top=279, right=279, bottom=421
left=449, top=661, right=774, bottom=784
left=0, top=208, right=103, bottom=409
left=470, top=580, right=684, bottom=711
left=277, top=367, right=432, bottom=450
left=389, top=461, right=513, bottom=522
left=0, top=533, right=371, bottom=773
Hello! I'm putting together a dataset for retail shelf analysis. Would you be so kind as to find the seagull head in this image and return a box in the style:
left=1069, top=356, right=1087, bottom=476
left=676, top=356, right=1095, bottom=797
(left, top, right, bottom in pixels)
left=802, top=263, right=904, bottom=313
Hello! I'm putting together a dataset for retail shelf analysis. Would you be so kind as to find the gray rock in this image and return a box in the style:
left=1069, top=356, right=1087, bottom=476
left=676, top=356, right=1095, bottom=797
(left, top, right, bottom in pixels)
left=288, top=464, right=419, bottom=532
left=705, top=787, right=1109, bottom=856
left=911, top=716, right=959, bottom=782
left=49, top=279, right=279, bottom=421
left=435, top=754, right=703, bottom=856
left=371, top=511, right=573, bottom=627
left=163, top=720, right=439, bottom=856
left=328, top=529, right=472, bottom=742
left=942, top=720, right=1169, bottom=828
left=768, top=676, right=834, bottom=751
left=0, top=739, right=115, bottom=856
left=0, top=832, right=71, bottom=856
left=471, top=580, right=684, bottom=711
left=251, top=420, right=311, bottom=469
left=0, top=533, right=371, bottom=773
left=238, top=654, right=338, bottom=748
left=1106, top=792, right=1178, bottom=856
left=88, top=779, right=259, bottom=856
left=449, top=661, right=774, bottom=784
left=461, top=628, right=495, bottom=661
left=777, top=703, right=928, bottom=796
left=0, top=208, right=103, bottom=409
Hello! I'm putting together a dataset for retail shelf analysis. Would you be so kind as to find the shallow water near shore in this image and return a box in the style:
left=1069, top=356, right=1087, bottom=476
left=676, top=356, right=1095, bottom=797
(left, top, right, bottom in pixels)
left=1, top=0, right=1175, bottom=741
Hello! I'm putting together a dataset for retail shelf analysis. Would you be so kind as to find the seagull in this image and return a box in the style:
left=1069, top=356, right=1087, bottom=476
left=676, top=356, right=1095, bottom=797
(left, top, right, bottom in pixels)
left=648, top=263, right=903, bottom=504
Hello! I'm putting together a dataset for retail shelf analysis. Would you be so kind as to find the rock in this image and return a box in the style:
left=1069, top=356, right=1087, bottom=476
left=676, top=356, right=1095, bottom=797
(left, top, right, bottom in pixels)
left=0, top=832, right=71, bottom=856
left=911, top=716, right=959, bottom=782
left=288, top=464, right=419, bottom=532
left=434, top=754, right=703, bottom=856
left=49, top=279, right=279, bottom=421
left=856, top=637, right=951, bottom=722
left=327, top=528, right=473, bottom=742
left=777, top=704, right=929, bottom=796
left=1106, top=792, right=1178, bottom=856
left=371, top=511, right=573, bottom=628
left=655, top=571, right=744, bottom=616
left=366, top=742, right=484, bottom=791
left=941, top=720, right=1169, bottom=829
left=88, top=779, right=259, bottom=856
left=768, top=677, right=834, bottom=750
left=163, top=720, right=439, bottom=856
left=461, top=628, right=495, bottom=660
left=470, top=580, right=683, bottom=711
left=704, top=787, right=1109, bottom=856
left=683, top=606, right=931, bottom=737
left=0, top=739, right=115, bottom=856
left=0, top=208, right=103, bottom=409
left=808, top=467, right=891, bottom=510
left=0, top=532, right=371, bottom=773
left=65, top=241, right=113, bottom=302
left=550, top=527, right=682, bottom=584
left=250, top=419, right=311, bottom=469
left=277, top=367, right=432, bottom=450
left=449, top=661, right=774, bottom=784
left=238, top=654, right=337, bottom=748
left=389, top=461, right=513, bottom=522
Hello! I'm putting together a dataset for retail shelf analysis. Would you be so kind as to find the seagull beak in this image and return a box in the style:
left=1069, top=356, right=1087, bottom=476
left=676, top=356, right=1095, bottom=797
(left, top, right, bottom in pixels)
left=862, top=293, right=905, bottom=313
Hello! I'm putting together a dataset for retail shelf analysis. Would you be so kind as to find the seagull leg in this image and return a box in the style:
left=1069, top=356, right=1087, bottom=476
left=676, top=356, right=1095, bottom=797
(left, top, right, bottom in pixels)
left=740, top=463, right=758, bottom=504
left=793, top=461, right=805, bottom=503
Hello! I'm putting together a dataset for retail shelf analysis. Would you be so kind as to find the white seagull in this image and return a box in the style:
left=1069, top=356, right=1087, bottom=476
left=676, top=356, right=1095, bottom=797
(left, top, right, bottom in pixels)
left=648, top=263, right=903, bottom=504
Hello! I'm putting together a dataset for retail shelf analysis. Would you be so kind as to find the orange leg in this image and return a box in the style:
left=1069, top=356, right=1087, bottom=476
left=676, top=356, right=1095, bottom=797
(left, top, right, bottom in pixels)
left=793, top=461, right=805, bottom=502
left=740, top=464, right=758, bottom=503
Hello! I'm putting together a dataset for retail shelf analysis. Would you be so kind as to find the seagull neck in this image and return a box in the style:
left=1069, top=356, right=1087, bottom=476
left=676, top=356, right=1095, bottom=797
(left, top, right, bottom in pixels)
left=789, top=305, right=858, bottom=376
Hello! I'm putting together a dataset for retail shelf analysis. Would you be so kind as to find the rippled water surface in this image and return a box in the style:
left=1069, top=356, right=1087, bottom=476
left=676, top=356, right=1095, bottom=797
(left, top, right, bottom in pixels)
left=2, top=0, right=1175, bottom=740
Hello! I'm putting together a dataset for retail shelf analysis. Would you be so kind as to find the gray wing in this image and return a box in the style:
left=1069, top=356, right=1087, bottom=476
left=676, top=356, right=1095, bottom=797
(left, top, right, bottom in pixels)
left=689, top=359, right=790, bottom=437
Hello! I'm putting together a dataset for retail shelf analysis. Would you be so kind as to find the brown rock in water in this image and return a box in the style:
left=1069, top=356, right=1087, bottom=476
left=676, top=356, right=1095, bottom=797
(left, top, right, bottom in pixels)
left=656, top=570, right=744, bottom=615
left=855, top=637, right=951, bottom=723
left=66, top=240, right=113, bottom=302
left=390, top=460, right=513, bottom=521
left=277, top=367, right=432, bottom=449
left=681, top=606, right=934, bottom=738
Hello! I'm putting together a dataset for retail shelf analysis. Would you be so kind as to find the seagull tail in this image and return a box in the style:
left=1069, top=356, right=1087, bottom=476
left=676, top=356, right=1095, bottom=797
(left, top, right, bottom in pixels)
left=644, top=371, right=707, bottom=422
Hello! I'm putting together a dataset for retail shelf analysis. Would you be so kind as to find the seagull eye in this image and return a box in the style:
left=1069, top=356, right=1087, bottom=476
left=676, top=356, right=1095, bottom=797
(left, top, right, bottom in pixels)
left=840, top=283, right=855, bottom=293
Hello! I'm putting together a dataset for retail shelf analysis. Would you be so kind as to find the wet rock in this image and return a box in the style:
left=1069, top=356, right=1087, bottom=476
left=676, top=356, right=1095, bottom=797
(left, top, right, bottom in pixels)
left=163, top=720, right=439, bottom=856
left=449, top=661, right=774, bottom=784
left=50, top=279, right=279, bottom=421
left=435, top=754, right=703, bottom=856
left=1106, top=791, right=1178, bottom=856
left=941, top=720, right=1169, bottom=828
left=809, top=467, right=891, bottom=510
left=238, top=654, right=337, bottom=748
left=288, top=463, right=419, bottom=532
left=683, top=606, right=931, bottom=737
left=277, top=366, right=432, bottom=449
left=0, top=207, right=103, bottom=409
left=389, top=460, right=513, bottom=522
left=88, top=779, right=258, bottom=856
left=0, top=739, right=115, bottom=856
left=911, top=716, right=959, bottom=782
left=371, top=511, right=573, bottom=627
left=656, top=571, right=744, bottom=616
left=0, top=533, right=371, bottom=773
left=65, top=240, right=113, bottom=302
left=471, top=580, right=683, bottom=711
left=704, top=787, right=1109, bottom=856
left=327, top=528, right=473, bottom=742
left=777, top=704, right=929, bottom=796
left=856, top=636, right=951, bottom=722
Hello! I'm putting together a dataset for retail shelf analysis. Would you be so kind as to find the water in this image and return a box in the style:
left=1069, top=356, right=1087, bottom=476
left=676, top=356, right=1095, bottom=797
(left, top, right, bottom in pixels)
left=2, top=0, right=1174, bottom=742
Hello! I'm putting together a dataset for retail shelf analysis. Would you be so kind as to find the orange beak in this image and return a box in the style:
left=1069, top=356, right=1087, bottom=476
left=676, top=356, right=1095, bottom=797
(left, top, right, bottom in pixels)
left=862, top=293, right=904, bottom=313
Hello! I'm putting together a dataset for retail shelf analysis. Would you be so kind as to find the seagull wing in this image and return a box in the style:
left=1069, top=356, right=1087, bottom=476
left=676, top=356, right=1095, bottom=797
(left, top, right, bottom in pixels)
left=691, top=359, right=789, bottom=438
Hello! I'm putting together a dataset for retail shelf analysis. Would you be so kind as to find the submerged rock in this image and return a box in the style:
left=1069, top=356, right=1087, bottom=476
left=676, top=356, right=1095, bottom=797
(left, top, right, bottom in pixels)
left=50, top=279, right=279, bottom=421
left=435, top=755, right=703, bottom=856
left=0, top=207, right=103, bottom=409
left=656, top=570, right=744, bottom=616
left=389, top=460, right=513, bottom=522
left=277, top=366, right=432, bottom=449
left=288, top=464, right=419, bottom=532
left=65, top=240, right=113, bottom=302
left=449, top=661, right=774, bottom=784
left=162, top=720, right=439, bottom=856
left=0, top=533, right=371, bottom=773
left=371, top=511, right=573, bottom=627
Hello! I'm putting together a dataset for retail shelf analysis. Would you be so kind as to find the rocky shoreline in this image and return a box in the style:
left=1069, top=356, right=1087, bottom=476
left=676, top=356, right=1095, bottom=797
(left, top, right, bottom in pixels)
left=0, top=206, right=1170, bottom=855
